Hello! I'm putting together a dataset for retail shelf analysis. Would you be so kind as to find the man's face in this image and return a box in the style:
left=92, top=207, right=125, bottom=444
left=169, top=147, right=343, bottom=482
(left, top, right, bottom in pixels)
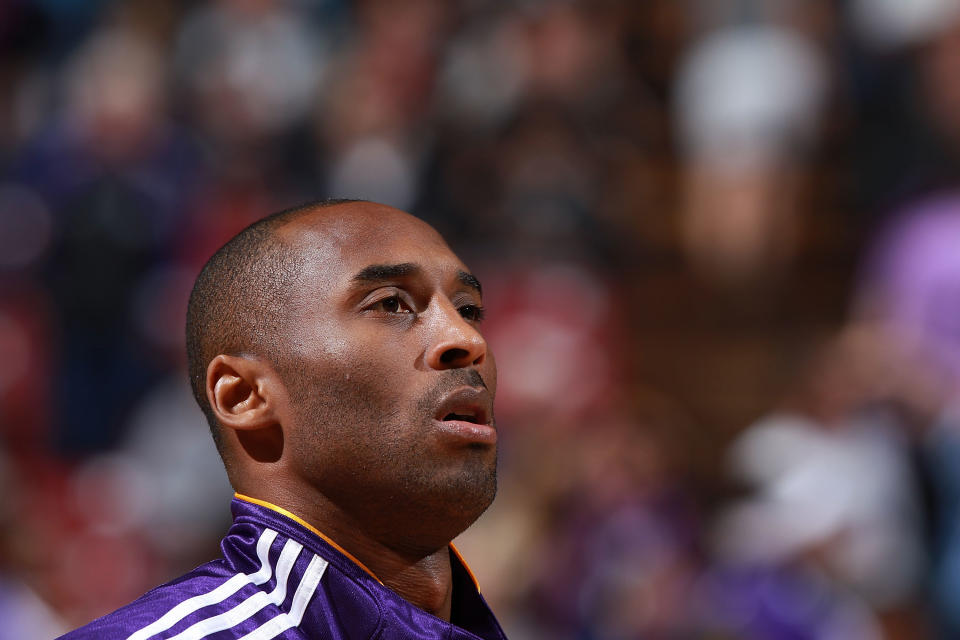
left=275, top=204, right=497, bottom=547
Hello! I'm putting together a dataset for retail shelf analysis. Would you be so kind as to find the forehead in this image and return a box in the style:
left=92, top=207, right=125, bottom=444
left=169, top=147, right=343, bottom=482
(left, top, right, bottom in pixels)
left=279, top=203, right=468, bottom=286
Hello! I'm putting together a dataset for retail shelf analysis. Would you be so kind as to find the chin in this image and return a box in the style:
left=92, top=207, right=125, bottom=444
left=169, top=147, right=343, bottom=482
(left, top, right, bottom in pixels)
left=405, top=463, right=498, bottom=545
left=443, top=466, right=498, bottom=529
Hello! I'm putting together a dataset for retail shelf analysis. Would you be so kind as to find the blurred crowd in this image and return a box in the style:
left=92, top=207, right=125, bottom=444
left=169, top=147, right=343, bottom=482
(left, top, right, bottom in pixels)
left=5, top=0, right=960, bottom=638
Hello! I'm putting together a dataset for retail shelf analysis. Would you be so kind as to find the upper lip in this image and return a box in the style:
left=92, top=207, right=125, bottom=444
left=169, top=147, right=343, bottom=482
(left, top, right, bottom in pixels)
left=434, top=386, right=492, bottom=426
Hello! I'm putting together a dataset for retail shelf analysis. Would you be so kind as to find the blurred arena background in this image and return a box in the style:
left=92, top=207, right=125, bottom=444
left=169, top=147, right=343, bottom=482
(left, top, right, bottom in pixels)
left=5, top=0, right=960, bottom=637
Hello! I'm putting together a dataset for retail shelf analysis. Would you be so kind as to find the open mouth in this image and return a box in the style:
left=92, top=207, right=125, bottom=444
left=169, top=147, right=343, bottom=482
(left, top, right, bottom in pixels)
left=434, top=387, right=491, bottom=427
left=434, top=387, right=496, bottom=444
left=443, top=411, right=481, bottom=424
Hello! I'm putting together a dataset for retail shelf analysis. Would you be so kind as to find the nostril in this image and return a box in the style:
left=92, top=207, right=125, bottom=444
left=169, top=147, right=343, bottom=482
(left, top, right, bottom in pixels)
left=440, top=347, right=470, bottom=365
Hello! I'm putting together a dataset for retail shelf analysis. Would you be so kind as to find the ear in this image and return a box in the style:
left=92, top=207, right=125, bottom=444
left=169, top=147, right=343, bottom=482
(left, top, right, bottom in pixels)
left=206, top=354, right=279, bottom=433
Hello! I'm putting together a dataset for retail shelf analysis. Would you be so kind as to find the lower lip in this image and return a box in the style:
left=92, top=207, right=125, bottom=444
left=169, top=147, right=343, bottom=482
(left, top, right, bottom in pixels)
left=434, top=419, right=497, bottom=445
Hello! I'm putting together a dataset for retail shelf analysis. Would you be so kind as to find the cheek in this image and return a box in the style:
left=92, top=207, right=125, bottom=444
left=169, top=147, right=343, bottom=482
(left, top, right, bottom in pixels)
left=286, top=360, right=401, bottom=467
left=281, top=318, right=426, bottom=430
left=286, top=321, right=381, bottom=383
left=291, top=315, right=412, bottom=366
left=484, top=348, right=498, bottom=397
left=286, top=337, right=409, bottom=426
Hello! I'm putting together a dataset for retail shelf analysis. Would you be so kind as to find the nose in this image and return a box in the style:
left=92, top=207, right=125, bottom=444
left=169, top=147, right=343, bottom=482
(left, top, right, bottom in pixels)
left=424, top=300, right=488, bottom=370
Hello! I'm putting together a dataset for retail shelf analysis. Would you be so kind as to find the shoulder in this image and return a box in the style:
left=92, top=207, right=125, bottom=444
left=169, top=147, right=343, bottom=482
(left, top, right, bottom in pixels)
left=56, top=524, right=384, bottom=640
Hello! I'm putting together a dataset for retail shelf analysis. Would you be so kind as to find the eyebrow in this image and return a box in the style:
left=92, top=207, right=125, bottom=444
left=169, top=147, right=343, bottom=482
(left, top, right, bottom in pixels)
left=457, top=271, right=482, bottom=295
left=351, top=262, right=482, bottom=295
left=352, top=262, right=421, bottom=283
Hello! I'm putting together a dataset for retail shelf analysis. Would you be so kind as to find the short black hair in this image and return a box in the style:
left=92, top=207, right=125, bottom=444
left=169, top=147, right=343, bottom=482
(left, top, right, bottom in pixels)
left=185, top=198, right=364, bottom=453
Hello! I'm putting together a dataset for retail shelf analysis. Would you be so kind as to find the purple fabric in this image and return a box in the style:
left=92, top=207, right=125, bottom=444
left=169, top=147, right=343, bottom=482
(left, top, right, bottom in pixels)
left=58, top=498, right=508, bottom=640
left=860, top=193, right=960, bottom=381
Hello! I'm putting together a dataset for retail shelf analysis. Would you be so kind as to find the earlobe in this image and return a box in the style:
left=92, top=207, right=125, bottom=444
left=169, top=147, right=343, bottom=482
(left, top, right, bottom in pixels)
left=207, top=354, right=277, bottom=432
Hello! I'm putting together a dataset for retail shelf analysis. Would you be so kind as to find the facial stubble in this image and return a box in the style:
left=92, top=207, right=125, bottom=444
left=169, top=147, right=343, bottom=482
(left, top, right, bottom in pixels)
left=285, top=365, right=498, bottom=545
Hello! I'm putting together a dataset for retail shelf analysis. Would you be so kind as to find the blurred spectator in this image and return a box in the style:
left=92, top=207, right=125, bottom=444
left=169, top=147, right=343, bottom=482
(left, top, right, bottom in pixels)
left=716, top=406, right=926, bottom=608
left=13, top=24, right=200, bottom=452
left=675, top=22, right=827, bottom=287
left=0, top=289, right=54, bottom=453
left=172, top=0, right=331, bottom=224
left=855, top=194, right=960, bottom=382
left=317, top=0, right=450, bottom=212
left=841, top=0, right=960, bottom=221
left=173, top=0, right=326, bottom=145
left=854, top=193, right=960, bottom=637
left=0, top=447, right=68, bottom=639
left=0, top=184, right=56, bottom=453
left=707, top=192, right=960, bottom=638
left=688, top=562, right=884, bottom=639
left=524, top=421, right=701, bottom=640
left=848, top=0, right=960, bottom=50
left=709, top=339, right=928, bottom=637
left=437, top=9, right=528, bottom=132
left=115, top=374, right=232, bottom=569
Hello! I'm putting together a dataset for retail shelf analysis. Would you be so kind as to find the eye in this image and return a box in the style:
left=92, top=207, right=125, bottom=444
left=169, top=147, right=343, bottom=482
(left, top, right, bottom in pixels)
left=459, top=304, right=486, bottom=322
left=371, top=294, right=413, bottom=314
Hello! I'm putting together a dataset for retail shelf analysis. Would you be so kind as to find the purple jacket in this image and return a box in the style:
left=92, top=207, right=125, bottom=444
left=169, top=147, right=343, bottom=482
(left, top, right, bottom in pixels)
left=59, top=495, right=509, bottom=640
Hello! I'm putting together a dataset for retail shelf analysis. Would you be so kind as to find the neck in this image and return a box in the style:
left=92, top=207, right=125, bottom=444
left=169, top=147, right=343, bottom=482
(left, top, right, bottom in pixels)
left=376, top=549, right=454, bottom=620
left=238, top=489, right=456, bottom=620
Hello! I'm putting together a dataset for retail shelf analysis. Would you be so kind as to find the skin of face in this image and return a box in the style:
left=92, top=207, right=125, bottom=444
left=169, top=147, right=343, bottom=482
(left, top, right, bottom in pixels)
left=263, top=202, right=498, bottom=559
